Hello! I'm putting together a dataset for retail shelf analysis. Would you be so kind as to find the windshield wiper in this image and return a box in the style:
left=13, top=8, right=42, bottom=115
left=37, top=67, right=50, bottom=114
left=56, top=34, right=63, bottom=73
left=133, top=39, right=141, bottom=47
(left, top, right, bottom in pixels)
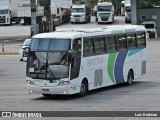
left=35, top=53, right=57, bottom=79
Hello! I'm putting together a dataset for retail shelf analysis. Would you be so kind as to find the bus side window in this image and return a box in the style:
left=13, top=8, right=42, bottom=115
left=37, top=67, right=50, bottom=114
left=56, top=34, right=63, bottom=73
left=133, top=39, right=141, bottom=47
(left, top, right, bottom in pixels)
left=94, top=36, right=105, bottom=54
left=73, top=38, right=81, bottom=53
left=127, top=33, right=136, bottom=48
left=137, top=32, right=146, bottom=47
left=106, top=36, right=116, bottom=52
left=83, top=38, right=94, bottom=57
left=117, top=34, right=127, bottom=50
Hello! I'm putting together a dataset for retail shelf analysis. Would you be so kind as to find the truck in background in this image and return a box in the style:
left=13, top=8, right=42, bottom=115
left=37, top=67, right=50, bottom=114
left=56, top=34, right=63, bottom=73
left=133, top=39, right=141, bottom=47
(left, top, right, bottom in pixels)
left=51, top=0, right=72, bottom=26
left=124, top=0, right=131, bottom=23
left=142, top=20, right=157, bottom=38
left=0, top=0, right=20, bottom=25
left=96, top=2, right=114, bottom=24
left=17, top=0, right=44, bottom=25
left=70, top=4, right=91, bottom=24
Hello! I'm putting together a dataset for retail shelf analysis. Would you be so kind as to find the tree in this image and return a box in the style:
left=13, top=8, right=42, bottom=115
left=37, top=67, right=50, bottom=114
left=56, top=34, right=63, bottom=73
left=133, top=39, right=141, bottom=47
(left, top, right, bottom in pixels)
left=37, top=0, right=43, bottom=6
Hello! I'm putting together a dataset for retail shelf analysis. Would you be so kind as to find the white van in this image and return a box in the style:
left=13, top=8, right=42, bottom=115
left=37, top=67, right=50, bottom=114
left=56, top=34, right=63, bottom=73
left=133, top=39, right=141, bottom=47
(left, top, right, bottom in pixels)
left=141, top=20, right=157, bottom=38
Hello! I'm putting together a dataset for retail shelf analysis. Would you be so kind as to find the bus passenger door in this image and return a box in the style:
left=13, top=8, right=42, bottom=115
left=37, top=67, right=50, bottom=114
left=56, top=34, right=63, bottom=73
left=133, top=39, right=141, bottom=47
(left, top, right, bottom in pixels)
left=70, top=38, right=81, bottom=80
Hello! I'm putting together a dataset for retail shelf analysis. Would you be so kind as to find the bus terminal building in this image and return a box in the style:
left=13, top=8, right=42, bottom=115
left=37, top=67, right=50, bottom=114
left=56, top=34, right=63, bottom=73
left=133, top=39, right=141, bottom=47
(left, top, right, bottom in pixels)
left=131, top=0, right=160, bottom=36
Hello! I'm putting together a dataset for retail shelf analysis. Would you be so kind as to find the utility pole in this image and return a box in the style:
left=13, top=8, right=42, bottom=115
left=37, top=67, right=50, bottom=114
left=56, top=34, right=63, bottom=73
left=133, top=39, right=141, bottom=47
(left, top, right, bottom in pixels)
left=30, top=0, right=54, bottom=36
left=44, top=0, right=53, bottom=32
left=30, top=0, right=37, bottom=37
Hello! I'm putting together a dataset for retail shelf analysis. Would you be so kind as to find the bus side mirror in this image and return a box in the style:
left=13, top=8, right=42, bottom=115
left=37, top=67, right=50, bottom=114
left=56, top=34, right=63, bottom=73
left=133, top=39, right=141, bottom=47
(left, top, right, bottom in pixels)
left=68, top=51, right=73, bottom=63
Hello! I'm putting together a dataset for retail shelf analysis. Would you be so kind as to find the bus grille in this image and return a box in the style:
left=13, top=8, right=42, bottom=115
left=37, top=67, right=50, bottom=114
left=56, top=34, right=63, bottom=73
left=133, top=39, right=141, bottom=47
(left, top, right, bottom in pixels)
left=101, top=17, right=109, bottom=21
left=0, top=16, right=5, bottom=23
left=73, top=15, right=81, bottom=17
left=99, top=13, right=110, bottom=21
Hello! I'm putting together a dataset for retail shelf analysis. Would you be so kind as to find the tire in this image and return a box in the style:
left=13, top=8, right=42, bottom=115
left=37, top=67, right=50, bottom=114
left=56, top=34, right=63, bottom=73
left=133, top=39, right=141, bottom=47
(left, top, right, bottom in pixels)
left=126, top=70, right=133, bottom=86
left=78, top=80, right=88, bottom=97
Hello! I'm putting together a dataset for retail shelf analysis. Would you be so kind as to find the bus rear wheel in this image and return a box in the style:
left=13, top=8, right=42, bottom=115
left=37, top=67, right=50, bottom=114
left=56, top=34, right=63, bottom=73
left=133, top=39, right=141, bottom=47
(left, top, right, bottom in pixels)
left=126, top=70, right=133, bottom=86
left=78, top=80, right=88, bottom=97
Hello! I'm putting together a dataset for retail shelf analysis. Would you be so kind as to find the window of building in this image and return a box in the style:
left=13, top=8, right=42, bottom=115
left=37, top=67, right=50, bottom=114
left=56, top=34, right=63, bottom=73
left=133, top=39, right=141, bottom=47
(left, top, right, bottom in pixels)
left=141, top=15, right=147, bottom=20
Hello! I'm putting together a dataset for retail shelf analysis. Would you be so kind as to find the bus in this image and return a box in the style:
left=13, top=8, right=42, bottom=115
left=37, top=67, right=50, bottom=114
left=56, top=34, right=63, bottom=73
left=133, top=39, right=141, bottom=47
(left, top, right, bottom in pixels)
left=96, top=2, right=114, bottom=24
left=26, top=25, right=147, bottom=97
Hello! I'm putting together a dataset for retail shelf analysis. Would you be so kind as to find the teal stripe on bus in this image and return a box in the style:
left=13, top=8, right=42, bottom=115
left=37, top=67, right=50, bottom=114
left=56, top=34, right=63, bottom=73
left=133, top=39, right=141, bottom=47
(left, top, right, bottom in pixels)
left=128, top=49, right=144, bottom=57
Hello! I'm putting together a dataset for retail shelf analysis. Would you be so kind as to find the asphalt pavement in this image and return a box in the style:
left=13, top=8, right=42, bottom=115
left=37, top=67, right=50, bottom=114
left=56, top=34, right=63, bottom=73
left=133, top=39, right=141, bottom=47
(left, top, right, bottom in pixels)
left=0, top=38, right=25, bottom=54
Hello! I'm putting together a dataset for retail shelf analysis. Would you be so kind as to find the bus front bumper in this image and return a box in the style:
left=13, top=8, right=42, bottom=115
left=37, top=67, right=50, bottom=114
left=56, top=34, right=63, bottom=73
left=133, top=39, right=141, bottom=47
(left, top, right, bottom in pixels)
left=27, top=84, right=71, bottom=95
left=98, top=17, right=112, bottom=23
left=70, top=18, right=86, bottom=23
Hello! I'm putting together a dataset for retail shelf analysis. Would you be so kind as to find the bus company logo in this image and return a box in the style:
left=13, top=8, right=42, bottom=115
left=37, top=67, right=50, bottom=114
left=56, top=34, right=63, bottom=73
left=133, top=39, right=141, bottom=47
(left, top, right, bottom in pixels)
left=2, top=112, right=11, bottom=117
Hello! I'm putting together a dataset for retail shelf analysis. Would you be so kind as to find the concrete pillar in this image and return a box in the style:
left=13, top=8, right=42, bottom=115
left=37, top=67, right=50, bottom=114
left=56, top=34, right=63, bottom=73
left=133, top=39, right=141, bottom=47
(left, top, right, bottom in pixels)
left=30, top=0, right=37, bottom=37
left=131, top=0, right=137, bottom=25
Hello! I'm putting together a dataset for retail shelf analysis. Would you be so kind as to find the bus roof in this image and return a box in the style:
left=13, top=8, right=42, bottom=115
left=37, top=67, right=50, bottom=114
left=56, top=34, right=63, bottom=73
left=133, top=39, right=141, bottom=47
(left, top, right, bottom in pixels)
left=103, top=25, right=146, bottom=34
left=32, top=28, right=105, bottom=39
left=32, top=25, right=146, bottom=39
left=97, top=2, right=113, bottom=6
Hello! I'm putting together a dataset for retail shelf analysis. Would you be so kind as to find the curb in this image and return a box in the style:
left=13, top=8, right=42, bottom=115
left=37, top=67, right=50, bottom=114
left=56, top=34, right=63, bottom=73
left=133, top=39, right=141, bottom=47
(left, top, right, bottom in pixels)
left=0, top=52, right=19, bottom=55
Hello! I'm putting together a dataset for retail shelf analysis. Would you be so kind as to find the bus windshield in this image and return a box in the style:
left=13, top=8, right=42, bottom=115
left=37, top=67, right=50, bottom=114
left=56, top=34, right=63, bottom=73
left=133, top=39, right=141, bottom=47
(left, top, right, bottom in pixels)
left=97, top=6, right=112, bottom=11
left=125, top=6, right=131, bottom=12
left=143, top=24, right=155, bottom=29
left=72, top=8, right=84, bottom=13
left=30, top=38, right=71, bottom=51
left=27, top=38, right=71, bottom=80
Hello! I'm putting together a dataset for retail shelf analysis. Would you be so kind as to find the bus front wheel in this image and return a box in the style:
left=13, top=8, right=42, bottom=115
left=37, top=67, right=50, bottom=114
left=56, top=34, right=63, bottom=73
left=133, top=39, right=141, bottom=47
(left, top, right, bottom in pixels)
left=78, top=80, right=88, bottom=97
left=126, top=70, right=133, bottom=86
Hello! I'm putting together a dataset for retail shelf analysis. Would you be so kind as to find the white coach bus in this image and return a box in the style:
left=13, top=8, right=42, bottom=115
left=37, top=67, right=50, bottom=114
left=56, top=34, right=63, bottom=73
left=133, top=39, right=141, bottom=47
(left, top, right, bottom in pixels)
left=26, top=25, right=147, bottom=97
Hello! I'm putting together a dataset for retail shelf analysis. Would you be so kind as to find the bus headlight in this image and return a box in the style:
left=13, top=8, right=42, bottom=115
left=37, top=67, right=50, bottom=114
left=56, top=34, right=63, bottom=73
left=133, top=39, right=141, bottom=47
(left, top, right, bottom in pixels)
left=27, top=80, right=35, bottom=85
left=70, top=16, right=73, bottom=19
left=58, top=81, right=69, bottom=86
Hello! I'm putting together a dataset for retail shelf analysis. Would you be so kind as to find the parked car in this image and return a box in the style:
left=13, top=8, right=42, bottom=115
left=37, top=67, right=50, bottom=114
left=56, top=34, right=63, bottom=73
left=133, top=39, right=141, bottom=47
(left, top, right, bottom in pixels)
left=141, top=20, right=157, bottom=38
left=19, top=39, right=31, bottom=61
